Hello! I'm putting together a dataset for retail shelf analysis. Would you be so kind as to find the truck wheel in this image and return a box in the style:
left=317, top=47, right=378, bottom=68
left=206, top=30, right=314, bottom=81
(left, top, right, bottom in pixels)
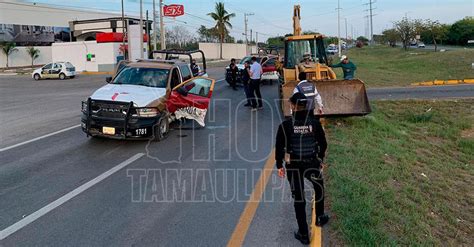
left=33, top=74, right=41, bottom=81
left=59, top=73, right=66, bottom=80
left=153, top=117, right=169, bottom=141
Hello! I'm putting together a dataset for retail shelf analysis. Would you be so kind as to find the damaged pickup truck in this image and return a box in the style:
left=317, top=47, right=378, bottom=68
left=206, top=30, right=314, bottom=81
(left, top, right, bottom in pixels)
left=81, top=50, right=215, bottom=141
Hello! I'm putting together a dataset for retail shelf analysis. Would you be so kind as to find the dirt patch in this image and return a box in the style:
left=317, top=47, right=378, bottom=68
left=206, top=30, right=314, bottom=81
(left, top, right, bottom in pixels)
left=460, top=127, right=474, bottom=138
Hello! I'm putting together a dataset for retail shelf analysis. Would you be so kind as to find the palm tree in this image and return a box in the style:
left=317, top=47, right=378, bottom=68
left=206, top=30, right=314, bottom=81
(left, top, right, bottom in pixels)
left=26, top=47, right=40, bottom=66
left=207, top=2, right=235, bottom=59
left=1, top=42, right=18, bottom=68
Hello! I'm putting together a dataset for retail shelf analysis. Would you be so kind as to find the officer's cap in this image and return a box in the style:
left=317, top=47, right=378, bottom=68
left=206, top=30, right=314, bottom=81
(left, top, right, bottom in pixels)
left=290, top=92, right=307, bottom=107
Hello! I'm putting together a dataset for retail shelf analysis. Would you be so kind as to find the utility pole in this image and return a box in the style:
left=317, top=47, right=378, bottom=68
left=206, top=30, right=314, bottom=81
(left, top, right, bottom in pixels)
left=250, top=29, right=253, bottom=44
left=244, top=13, right=254, bottom=55
left=139, top=0, right=144, bottom=59
left=369, top=0, right=374, bottom=44
left=256, top=32, right=258, bottom=52
left=345, top=18, right=348, bottom=41
left=337, top=0, right=341, bottom=57
left=351, top=24, right=354, bottom=41
left=160, top=0, right=166, bottom=50
left=364, top=0, right=376, bottom=44
left=153, top=0, right=157, bottom=51
left=146, top=10, right=150, bottom=58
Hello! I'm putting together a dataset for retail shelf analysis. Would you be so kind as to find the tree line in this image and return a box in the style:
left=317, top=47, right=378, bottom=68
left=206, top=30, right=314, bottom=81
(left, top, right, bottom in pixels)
left=378, top=16, right=473, bottom=51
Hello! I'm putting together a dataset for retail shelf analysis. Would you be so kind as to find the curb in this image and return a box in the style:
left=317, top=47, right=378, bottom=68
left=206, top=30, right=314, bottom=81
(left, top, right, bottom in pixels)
left=79, top=71, right=113, bottom=75
left=0, top=73, right=18, bottom=76
left=411, top=79, right=474, bottom=86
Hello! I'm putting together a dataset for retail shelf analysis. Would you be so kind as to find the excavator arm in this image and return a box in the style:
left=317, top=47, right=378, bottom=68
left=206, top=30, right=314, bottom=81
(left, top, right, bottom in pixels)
left=293, top=5, right=302, bottom=36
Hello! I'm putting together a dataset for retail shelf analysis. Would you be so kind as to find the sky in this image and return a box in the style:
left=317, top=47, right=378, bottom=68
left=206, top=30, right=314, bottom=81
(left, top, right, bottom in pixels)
left=24, top=0, right=474, bottom=41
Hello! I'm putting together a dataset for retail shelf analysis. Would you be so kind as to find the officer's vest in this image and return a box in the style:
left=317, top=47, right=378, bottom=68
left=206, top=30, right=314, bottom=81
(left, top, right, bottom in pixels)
left=289, top=119, right=317, bottom=160
left=296, top=81, right=316, bottom=111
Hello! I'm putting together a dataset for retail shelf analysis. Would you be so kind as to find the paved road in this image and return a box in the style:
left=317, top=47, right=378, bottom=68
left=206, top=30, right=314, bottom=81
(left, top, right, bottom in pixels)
left=0, top=68, right=298, bottom=246
left=1, top=70, right=473, bottom=246
left=367, top=84, right=474, bottom=100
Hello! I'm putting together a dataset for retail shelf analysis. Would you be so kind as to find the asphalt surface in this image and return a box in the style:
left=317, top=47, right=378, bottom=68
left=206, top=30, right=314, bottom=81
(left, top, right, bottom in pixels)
left=1, top=70, right=473, bottom=246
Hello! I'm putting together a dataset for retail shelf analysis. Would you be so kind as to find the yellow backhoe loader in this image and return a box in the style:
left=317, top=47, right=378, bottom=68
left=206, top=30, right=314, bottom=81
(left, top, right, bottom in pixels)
left=279, top=5, right=371, bottom=117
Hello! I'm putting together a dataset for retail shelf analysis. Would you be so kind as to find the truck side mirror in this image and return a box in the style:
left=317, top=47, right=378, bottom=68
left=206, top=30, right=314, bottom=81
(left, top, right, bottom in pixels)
left=106, top=76, right=112, bottom=83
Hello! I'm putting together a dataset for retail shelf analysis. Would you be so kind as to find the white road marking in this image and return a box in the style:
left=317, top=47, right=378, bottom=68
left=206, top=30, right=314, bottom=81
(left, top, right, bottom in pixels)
left=0, top=153, right=145, bottom=240
left=0, top=124, right=81, bottom=152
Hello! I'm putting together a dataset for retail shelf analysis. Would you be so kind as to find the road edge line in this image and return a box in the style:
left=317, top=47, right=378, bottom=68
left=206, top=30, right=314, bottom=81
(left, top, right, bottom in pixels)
left=0, top=153, right=145, bottom=240
left=310, top=196, right=322, bottom=247
left=227, top=149, right=275, bottom=247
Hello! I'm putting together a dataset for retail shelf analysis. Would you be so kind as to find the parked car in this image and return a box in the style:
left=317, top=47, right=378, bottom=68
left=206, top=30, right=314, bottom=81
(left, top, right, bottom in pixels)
left=417, top=42, right=425, bottom=48
left=81, top=52, right=215, bottom=141
left=32, top=62, right=76, bottom=80
left=326, top=47, right=339, bottom=55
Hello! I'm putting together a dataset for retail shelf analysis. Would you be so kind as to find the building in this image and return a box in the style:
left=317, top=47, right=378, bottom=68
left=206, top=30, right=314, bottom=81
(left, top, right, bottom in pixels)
left=0, top=0, right=151, bottom=70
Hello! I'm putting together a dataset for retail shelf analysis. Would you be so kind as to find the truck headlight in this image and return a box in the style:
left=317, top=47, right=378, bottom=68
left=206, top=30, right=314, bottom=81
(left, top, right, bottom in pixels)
left=81, top=101, right=88, bottom=113
left=135, top=108, right=159, bottom=117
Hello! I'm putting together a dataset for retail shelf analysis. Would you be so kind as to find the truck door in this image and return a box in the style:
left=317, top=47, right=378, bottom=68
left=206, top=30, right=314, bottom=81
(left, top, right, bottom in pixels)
left=262, top=58, right=276, bottom=73
left=169, top=68, right=182, bottom=90
left=166, top=77, right=216, bottom=126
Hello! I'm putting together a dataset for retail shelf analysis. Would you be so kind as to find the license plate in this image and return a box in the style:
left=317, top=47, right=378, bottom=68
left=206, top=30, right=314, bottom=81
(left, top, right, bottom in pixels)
left=102, top=126, right=115, bottom=135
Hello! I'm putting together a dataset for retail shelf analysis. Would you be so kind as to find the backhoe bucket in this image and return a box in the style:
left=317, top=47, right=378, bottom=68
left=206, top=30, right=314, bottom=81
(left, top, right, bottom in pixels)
left=281, top=79, right=371, bottom=117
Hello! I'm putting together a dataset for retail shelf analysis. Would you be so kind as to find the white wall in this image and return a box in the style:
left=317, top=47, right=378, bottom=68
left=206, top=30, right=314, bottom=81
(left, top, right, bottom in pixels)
left=0, top=0, right=121, bottom=27
left=0, top=46, right=52, bottom=68
left=199, top=43, right=257, bottom=60
left=52, top=41, right=121, bottom=72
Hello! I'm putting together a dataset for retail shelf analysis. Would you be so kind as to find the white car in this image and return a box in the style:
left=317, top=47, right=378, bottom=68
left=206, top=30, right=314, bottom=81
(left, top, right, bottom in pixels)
left=326, top=48, right=338, bottom=55
left=32, top=62, right=76, bottom=80
left=417, top=43, right=425, bottom=48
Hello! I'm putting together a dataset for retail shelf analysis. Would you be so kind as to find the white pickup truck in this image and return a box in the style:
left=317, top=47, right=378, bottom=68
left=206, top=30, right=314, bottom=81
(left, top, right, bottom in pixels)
left=81, top=50, right=215, bottom=141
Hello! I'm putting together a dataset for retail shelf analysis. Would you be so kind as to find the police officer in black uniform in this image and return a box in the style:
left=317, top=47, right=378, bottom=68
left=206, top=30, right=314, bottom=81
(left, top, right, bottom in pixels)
left=275, top=92, right=329, bottom=245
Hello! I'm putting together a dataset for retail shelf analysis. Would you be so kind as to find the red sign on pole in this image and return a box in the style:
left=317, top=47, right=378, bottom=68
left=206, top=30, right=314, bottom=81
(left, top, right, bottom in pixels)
left=163, top=4, right=184, bottom=17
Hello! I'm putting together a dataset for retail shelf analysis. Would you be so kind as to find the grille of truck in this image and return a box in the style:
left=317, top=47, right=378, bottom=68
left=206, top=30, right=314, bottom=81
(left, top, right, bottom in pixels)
left=90, top=100, right=131, bottom=119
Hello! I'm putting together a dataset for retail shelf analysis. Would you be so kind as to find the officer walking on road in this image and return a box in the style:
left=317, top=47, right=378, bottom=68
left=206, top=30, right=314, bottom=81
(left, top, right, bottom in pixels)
left=293, top=72, right=324, bottom=115
left=330, top=55, right=357, bottom=80
left=275, top=92, right=329, bottom=245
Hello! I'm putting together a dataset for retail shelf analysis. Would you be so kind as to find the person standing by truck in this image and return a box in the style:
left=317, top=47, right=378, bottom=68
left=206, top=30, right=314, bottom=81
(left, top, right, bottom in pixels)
left=241, top=61, right=252, bottom=107
left=330, top=55, right=357, bottom=80
left=275, top=92, right=329, bottom=245
left=249, top=56, right=263, bottom=111
left=228, top=58, right=239, bottom=90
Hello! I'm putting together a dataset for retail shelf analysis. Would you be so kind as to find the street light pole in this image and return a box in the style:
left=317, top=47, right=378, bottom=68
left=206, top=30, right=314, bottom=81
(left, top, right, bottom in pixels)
left=160, top=0, right=166, bottom=50
left=139, top=0, right=144, bottom=59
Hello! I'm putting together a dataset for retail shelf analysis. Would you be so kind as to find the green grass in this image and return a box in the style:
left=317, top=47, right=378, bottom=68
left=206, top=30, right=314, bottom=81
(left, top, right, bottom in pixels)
left=330, top=46, right=474, bottom=87
left=325, top=99, right=474, bottom=245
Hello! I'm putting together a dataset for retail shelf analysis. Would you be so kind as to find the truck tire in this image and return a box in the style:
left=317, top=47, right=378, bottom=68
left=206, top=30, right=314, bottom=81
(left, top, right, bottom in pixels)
left=152, top=116, right=169, bottom=141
